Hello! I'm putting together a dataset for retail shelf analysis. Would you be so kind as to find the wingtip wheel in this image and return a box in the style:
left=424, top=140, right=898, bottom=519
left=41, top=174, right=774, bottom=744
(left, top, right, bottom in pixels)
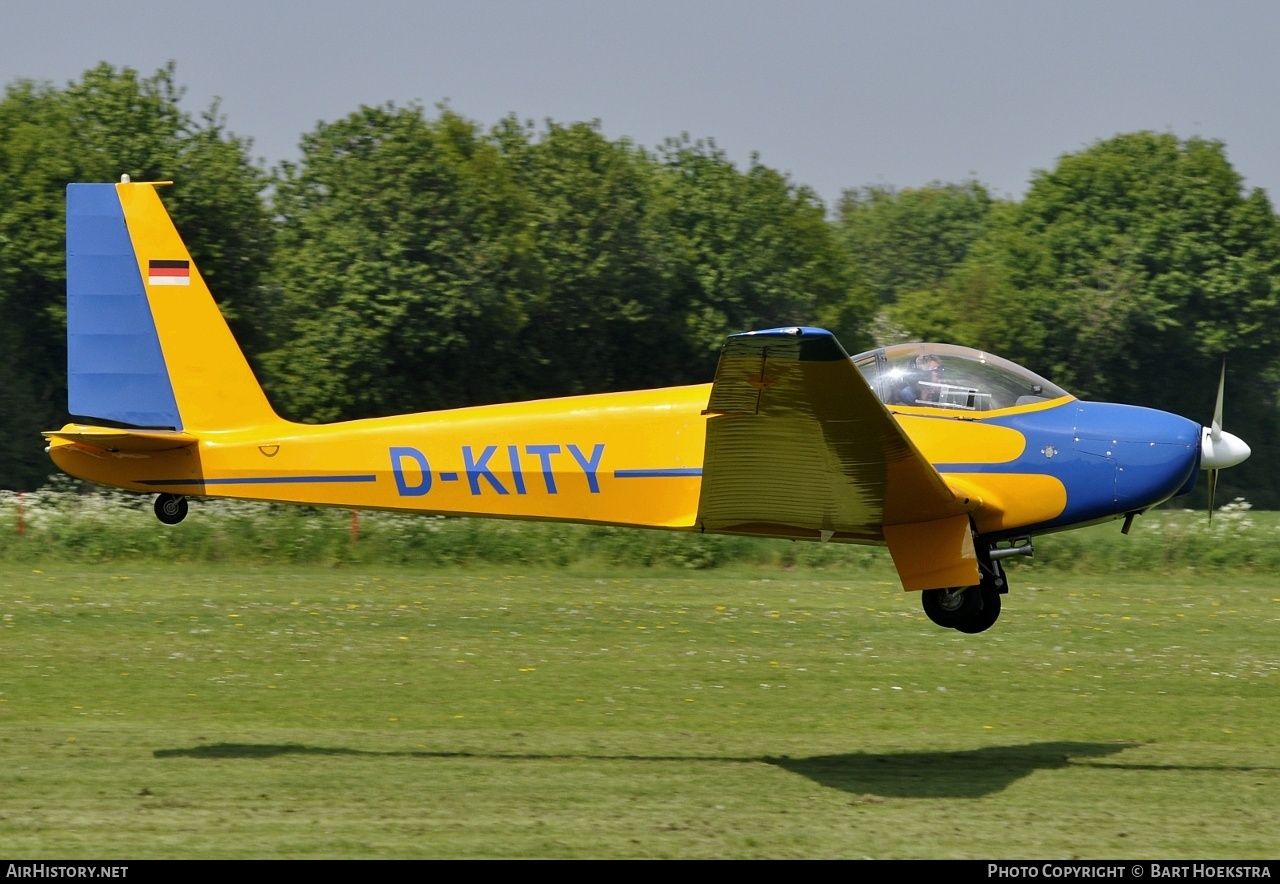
left=154, top=493, right=188, bottom=525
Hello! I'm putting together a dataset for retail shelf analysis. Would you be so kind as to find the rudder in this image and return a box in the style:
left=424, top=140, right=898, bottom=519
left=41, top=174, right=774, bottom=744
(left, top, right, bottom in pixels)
left=66, top=180, right=278, bottom=432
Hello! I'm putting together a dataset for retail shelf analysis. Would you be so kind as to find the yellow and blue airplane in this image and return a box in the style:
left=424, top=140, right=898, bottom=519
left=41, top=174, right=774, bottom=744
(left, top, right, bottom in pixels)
left=44, top=179, right=1252, bottom=633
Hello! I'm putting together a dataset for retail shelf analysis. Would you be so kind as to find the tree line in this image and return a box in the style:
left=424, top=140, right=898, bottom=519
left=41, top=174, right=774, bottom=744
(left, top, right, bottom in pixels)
left=3, top=64, right=1278, bottom=507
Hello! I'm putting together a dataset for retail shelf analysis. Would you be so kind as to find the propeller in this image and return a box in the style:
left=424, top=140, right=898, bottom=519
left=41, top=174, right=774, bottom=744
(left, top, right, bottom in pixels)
left=1200, top=359, right=1252, bottom=518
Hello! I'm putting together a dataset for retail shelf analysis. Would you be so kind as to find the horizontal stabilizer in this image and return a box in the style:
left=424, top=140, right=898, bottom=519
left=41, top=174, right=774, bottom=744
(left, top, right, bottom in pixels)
left=44, top=424, right=198, bottom=452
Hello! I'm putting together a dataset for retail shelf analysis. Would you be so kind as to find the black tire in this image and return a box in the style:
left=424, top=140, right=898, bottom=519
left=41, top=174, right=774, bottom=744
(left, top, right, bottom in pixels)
left=921, top=586, right=983, bottom=629
left=954, top=584, right=1001, bottom=633
left=154, top=493, right=188, bottom=525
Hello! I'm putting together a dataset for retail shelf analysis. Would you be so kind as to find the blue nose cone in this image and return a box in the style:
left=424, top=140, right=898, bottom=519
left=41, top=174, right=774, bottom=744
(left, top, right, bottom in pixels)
left=1073, top=402, right=1201, bottom=512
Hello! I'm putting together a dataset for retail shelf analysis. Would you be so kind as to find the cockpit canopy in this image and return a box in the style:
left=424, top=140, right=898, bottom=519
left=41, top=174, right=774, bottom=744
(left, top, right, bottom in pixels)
left=852, top=343, right=1070, bottom=413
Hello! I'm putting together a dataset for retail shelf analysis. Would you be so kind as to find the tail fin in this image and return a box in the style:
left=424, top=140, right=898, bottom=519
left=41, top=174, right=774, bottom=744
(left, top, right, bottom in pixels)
left=66, top=180, right=278, bottom=432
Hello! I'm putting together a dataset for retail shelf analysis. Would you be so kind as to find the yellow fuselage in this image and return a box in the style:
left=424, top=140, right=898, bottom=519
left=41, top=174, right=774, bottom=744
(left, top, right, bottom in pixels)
left=51, top=385, right=713, bottom=530
left=49, top=384, right=1073, bottom=540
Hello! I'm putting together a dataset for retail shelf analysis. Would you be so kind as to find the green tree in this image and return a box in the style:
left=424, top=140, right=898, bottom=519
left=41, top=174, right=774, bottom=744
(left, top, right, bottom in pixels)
left=837, top=181, right=995, bottom=307
left=264, top=117, right=866, bottom=419
left=262, top=104, right=533, bottom=421
left=492, top=118, right=676, bottom=396
left=897, top=132, right=1280, bottom=506
left=885, top=136, right=1280, bottom=412
left=884, top=263, right=1050, bottom=371
left=0, top=78, right=70, bottom=490
left=0, top=63, right=269, bottom=490
left=1012, top=132, right=1280, bottom=412
left=880, top=200, right=1055, bottom=371
left=654, top=137, right=866, bottom=367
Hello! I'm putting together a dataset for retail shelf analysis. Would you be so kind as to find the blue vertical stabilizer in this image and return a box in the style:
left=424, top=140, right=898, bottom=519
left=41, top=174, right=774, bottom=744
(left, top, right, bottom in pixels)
left=66, top=184, right=182, bottom=429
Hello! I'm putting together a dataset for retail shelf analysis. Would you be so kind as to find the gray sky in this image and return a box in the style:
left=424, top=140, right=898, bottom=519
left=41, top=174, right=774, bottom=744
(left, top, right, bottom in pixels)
left=3, top=0, right=1278, bottom=209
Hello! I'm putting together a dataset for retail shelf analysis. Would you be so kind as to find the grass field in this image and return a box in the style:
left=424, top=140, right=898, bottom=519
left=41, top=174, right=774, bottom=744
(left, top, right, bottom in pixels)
left=2, top=562, right=1278, bottom=859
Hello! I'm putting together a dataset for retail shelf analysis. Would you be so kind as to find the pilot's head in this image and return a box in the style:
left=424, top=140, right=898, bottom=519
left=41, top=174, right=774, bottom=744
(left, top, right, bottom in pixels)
left=914, top=354, right=941, bottom=373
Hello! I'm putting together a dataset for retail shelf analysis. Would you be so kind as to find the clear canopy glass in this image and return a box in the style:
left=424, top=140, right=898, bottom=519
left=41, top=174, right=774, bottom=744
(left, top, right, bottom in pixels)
left=852, top=343, right=1070, bottom=412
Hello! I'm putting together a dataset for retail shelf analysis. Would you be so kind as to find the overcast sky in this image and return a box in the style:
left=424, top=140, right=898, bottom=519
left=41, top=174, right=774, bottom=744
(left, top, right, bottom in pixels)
left=3, top=0, right=1278, bottom=209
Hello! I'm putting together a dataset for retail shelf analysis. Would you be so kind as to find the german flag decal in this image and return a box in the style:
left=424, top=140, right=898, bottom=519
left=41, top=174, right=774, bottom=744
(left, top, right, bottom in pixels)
left=148, top=259, right=190, bottom=286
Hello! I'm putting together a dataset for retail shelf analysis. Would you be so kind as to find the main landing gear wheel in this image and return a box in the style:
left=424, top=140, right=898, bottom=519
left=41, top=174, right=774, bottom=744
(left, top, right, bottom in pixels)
left=921, top=586, right=984, bottom=629
left=921, top=543, right=1011, bottom=633
left=921, top=580, right=1003, bottom=634
left=154, top=493, right=188, bottom=525
left=954, top=584, right=1001, bottom=634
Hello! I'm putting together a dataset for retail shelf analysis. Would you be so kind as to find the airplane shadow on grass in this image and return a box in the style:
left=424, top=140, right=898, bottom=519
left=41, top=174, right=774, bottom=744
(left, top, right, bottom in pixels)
left=155, top=740, right=1144, bottom=799
left=766, top=742, right=1135, bottom=799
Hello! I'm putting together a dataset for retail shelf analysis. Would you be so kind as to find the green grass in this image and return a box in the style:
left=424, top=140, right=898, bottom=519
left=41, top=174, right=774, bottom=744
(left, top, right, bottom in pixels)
left=3, top=487, right=1278, bottom=577
left=2, top=563, right=1278, bottom=858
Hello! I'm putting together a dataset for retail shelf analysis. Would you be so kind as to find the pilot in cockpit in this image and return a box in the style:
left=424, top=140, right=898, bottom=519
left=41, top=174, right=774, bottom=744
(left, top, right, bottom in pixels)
left=899, top=353, right=943, bottom=405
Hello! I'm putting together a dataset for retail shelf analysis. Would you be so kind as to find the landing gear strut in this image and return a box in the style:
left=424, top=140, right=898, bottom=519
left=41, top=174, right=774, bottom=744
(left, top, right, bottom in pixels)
left=154, top=493, right=188, bottom=525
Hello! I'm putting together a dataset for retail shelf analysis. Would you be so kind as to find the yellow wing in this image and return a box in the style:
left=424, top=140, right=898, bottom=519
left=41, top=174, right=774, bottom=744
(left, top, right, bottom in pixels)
left=695, top=327, right=979, bottom=591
